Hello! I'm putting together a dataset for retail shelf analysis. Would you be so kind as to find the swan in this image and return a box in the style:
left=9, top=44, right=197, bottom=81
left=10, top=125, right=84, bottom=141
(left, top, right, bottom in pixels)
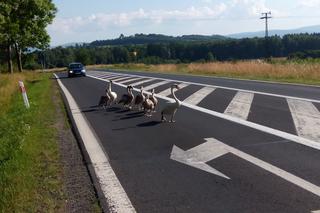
left=161, top=84, right=181, bottom=122
left=118, top=85, right=134, bottom=109
left=107, top=80, right=117, bottom=106
left=134, top=86, right=146, bottom=110
left=98, top=94, right=110, bottom=109
left=142, top=94, right=155, bottom=116
left=149, top=88, right=158, bottom=112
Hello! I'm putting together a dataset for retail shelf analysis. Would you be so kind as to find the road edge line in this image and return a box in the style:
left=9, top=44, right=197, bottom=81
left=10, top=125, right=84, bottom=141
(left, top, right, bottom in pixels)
left=54, top=74, right=136, bottom=213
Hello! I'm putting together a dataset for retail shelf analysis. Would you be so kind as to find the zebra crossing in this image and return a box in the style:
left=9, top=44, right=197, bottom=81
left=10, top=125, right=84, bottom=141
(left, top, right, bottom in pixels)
left=88, top=70, right=320, bottom=143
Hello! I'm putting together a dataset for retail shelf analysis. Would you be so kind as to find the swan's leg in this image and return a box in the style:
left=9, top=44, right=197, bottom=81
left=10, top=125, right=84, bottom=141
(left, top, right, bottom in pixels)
left=170, top=111, right=177, bottom=123
left=161, top=112, right=166, bottom=122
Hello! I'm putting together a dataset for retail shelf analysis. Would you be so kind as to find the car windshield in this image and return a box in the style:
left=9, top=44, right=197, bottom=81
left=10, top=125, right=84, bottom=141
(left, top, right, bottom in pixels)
left=69, top=64, right=83, bottom=69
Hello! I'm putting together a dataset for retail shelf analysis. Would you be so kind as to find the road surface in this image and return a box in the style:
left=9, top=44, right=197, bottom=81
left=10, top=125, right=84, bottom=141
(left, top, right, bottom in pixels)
left=56, top=69, right=320, bottom=213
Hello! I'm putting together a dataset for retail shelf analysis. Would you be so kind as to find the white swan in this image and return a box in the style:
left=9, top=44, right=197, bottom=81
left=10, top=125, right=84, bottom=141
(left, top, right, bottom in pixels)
left=118, top=85, right=134, bottom=109
left=161, top=84, right=181, bottom=122
left=149, top=88, right=158, bottom=112
left=134, top=86, right=146, bottom=110
left=142, top=94, right=155, bottom=117
left=107, top=80, right=117, bottom=106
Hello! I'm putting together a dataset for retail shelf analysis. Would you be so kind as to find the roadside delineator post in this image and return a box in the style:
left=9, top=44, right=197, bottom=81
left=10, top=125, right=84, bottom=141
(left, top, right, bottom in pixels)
left=19, top=81, right=30, bottom=108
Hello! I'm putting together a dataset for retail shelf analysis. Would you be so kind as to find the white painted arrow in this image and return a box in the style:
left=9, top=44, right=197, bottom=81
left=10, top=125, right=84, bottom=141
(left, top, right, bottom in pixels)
left=171, top=137, right=320, bottom=200
left=171, top=140, right=231, bottom=179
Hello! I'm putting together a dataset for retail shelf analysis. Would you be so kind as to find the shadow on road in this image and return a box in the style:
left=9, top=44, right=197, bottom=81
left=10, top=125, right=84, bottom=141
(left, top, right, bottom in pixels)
left=137, top=121, right=162, bottom=127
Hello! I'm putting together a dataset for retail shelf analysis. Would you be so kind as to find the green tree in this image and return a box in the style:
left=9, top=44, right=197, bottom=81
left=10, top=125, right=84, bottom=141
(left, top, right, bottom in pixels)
left=0, top=0, right=56, bottom=73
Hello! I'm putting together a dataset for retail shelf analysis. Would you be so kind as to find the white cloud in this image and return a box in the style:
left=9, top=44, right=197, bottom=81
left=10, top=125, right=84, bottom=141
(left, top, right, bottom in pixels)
left=299, top=0, right=320, bottom=7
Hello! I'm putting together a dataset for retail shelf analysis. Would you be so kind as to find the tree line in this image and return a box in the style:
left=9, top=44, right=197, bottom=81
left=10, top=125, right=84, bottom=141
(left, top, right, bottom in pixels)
left=0, top=0, right=56, bottom=73
left=28, top=33, right=320, bottom=69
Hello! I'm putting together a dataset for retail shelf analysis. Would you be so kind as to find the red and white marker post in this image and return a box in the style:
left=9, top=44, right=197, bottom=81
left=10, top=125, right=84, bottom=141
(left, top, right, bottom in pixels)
left=19, top=81, right=30, bottom=108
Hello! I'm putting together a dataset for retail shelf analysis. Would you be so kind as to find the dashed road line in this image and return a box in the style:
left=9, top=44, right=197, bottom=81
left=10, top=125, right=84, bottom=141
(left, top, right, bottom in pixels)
left=143, top=80, right=170, bottom=91
left=224, top=92, right=254, bottom=120
left=131, top=78, right=156, bottom=87
left=158, top=83, right=189, bottom=97
left=288, top=99, right=320, bottom=143
left=183, top=87, right=216, bottom=105
left=118, top=77, right=144, bottom=84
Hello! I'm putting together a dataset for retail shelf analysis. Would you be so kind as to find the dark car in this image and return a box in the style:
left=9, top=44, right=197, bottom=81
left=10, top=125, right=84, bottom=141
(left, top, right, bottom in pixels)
left=68, top=62, right=86, bottom=77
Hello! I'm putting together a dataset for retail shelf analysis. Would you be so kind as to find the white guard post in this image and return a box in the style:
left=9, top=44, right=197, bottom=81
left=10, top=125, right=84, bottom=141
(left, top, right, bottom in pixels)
left=19, top=81, right=30, bottom=108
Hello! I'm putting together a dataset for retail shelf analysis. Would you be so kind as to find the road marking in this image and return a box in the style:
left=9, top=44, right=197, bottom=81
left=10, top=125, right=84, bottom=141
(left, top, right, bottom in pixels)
left=93, top=72, right=120, bottom=78
left=287, top=99, right=320, bottom=143
left=143, top=81, right=170, bottom=91
left=117, top=77, right=143, bottom=84
left=100, top=74, right=121, bottom=79
left=108, top=75, right=128, bottom=80
left=88, top=70, right=320, bottom=104
left=131, top=78, right=155, bottom=87
left=55, top=74, right=136, bottom=213
left=224, top=92, right=254, bottom=120
left=112, top=76, right=134, bottom=82
left=88, top=74, right=320, bottom=151
left=172, top=137, right=320, bottom=198
left=171, top=141, right=230, bottom=179
left=312, top=210, right=320, bottom=213
left=157, top=83, right=189, bottom=97
left=183, top=87, right=216, bottom=105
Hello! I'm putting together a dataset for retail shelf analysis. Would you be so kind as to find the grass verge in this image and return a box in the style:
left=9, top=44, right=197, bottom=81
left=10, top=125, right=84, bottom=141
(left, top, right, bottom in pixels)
left=95, top=61, right=320, bottom=86
left=0, top=73, right=65, bottom=212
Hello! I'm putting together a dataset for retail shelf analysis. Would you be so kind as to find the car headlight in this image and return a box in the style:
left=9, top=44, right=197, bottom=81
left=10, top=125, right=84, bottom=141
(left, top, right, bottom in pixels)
left=69, top=70, right=73, bottom=73
left=81, top=69, right=86, bottom=73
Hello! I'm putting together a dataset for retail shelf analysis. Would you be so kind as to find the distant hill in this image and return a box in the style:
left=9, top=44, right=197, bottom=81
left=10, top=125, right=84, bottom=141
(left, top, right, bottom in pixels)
left=228, top=25, right=320, bottom=39
left=90, top=33, right=228, bottom=46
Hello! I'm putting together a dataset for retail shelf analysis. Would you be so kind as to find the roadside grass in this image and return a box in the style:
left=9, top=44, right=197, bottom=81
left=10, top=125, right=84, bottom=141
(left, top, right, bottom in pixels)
left=0, top=73, right=65, bottom=212
left=97, top=61, right=320, bottom=86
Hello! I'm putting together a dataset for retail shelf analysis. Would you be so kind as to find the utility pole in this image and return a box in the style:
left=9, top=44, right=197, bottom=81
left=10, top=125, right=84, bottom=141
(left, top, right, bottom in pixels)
left=260, top=12, right=272, bottom=38
left=260, top=12, right=272, bottom=58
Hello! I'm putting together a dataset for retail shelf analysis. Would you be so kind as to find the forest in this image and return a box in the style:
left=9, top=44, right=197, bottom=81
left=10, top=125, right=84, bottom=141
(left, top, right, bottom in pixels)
left=1, top=33, right=320, bottom=71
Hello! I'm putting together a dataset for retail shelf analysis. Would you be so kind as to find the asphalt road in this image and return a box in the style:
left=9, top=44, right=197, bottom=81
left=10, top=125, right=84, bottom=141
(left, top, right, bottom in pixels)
left=57, top=70, right=320, bottom=213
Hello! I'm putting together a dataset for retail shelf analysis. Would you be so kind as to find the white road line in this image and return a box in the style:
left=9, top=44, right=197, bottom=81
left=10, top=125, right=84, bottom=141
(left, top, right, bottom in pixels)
left=184, top=87, right=216, bottom=105
left=224, top=92, right=254, bottom=120
left=94, top=72, right=119, bottom=78
left=88, top=74, right=320, bottom=151
left=113, top=76, right=134, bottom=82
left=157, top=83, right=189, bottom=97
left=55, top=74, right=136, bottom=213
left=108, top=75, right=128, bottom=80
left=118, top=77, right=143, bottom=84
left=100, top=74, right=121, bottom=79
left=205, top=138, right=320, bottom=197
left=131, top=78, right=155, bottom=87
left=287, top=99, right=320, bottom=143
left=87, top=71, right=320, bottom=104
left=143, top=81, right=170, bottom=91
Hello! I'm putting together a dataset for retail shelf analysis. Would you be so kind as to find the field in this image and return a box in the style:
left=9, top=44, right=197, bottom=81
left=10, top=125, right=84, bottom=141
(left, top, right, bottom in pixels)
left=95, top=60, right=320, bottom=85
left=0, top=72, right=100, bottom=212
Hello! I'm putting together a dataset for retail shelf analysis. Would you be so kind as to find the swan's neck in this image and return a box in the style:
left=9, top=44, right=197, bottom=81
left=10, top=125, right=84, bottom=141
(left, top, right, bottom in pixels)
left=171, top=87, right=179, bottom=104
left=129, top=89, right=133, bottom=96
left=108, top=83, right=112, bottom=92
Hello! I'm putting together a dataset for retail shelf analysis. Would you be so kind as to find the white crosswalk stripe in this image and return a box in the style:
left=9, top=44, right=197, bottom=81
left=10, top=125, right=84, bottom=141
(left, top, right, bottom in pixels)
left=143, top=81, right=170, bottom=91
left=131, top=78, right=156, bottom=87
left=184, top=87, right=216, bottom=105
left=287, top=99, right=320, bottom=142
left=224, top=92, right=254, bottom=120
left=158, top=83, right=189, bottom=97
left=118, top=77, right=144, bottom=84
left=112, top=76, right=133, bottom=82
left=108, top=75, right=127, bottom=80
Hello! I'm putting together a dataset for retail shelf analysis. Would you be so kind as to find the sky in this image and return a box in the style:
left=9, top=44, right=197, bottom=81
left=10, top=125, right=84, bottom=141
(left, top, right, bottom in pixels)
left=48, top=0, right=320, bottom=46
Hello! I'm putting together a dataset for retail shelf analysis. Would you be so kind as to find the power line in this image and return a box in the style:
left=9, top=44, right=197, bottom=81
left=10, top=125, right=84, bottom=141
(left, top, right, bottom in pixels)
left=260, top=12, right=272, bottom=38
